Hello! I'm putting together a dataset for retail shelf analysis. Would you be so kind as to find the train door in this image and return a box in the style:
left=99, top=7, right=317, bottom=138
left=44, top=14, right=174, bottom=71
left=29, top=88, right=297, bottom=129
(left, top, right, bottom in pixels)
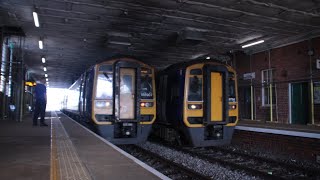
left=114, top=61, right=141, bottom=122
left=203, top=65, right=228, bottom=124
left=119, top=68, right=136, bottom=119
left=290, top=82, right=309, bottom=124
left=239, top=86, right=252, bottom=119
left=211, top=72, right=223, bottom=121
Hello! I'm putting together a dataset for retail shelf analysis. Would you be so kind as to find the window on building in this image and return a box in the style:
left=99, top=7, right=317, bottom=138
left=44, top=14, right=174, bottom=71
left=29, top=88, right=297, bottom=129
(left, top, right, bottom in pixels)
left=261, top=69, right=276, bottom=106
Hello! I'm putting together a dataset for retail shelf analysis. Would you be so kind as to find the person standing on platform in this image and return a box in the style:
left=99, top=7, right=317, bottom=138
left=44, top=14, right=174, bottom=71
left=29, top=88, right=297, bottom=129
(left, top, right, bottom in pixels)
left=33, top=78, right=48, bottom=126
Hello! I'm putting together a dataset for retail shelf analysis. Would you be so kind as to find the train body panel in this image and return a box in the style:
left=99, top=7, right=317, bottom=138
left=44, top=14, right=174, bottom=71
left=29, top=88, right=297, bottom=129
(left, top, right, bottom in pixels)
left=155, top=59, right=238, bottom=147
left=62, top=57, right=156, bottom=144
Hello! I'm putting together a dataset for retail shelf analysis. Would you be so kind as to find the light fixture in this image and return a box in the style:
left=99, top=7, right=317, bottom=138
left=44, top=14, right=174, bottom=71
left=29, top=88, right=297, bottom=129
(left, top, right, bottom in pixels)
left=46, top=78, right=48, bottom=82
left=43, top=67, right=47, bottom=71
left=45, top=74, right=48, bottom=77
left=32, top=12, right=40, bottom=27
left=242, top=40, right=264, bottom=48
left=39, top=40, right=43, bottom=49
left=42, top=57, right=46, bottom=63
left=109, top=41, right=131, bottom=46
left=206, top=56, right=211, bottom=60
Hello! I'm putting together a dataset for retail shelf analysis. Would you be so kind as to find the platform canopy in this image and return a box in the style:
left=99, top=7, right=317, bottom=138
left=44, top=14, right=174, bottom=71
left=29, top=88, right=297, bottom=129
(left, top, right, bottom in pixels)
left=0, top=0, right=319, bottom=88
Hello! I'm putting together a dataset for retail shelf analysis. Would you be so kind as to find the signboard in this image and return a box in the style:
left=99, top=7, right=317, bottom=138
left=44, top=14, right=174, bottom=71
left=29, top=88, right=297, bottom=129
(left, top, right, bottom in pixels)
left=314, top=82, right=320, bottom=104
left=243, top=72, right=255, bottom=80
left=316, top=59, right=320, bottom=69
left=25, top=81, right=36, bottom=87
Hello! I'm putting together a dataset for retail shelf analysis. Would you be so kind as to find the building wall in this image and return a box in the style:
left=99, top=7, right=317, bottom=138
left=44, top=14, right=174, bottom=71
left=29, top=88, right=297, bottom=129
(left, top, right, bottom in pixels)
left=236, top=37, right=320, bottom=124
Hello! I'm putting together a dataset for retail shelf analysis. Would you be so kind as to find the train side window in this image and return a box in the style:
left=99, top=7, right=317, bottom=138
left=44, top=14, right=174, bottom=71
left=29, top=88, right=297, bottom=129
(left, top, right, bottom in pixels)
left=188, top=76, right=202, bottom=101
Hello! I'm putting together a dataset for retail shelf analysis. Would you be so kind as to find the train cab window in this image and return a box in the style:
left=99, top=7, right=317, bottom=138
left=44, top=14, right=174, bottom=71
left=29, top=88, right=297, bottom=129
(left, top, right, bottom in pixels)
left=141, top=74, right=153, bottom=99
left=190, top=69, right=202, bottom=75
left=121, top=75, right=133, bottom=93
left=96, top=73, right=113, bottom=99
left=188, top=75, right=202, bottom=101
left=99, top=65, right=112, bottom=72
left=229, top=73, right=236, bottom=102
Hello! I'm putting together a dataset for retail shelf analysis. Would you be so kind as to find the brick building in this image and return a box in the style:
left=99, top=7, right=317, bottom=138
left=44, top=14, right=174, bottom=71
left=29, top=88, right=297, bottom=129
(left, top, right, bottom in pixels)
left=235, top=37, right=320, bottom=125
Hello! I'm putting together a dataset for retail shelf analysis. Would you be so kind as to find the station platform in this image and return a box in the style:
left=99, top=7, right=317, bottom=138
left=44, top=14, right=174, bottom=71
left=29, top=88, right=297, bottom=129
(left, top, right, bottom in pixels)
left=0, top=111, right=168, bottom=180
left=237, top=120, right=320, bottom=139
left=233, top=120, right=320, bottom=162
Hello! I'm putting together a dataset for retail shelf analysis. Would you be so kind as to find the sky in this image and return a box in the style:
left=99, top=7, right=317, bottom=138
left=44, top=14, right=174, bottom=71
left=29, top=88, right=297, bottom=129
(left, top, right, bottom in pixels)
left=46, top=88, right=66, bottom=111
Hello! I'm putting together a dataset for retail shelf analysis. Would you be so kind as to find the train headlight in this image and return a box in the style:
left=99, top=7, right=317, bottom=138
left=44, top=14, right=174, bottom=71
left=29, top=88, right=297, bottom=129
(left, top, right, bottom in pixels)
left=229, top=105, right=237, bottom=110
left=141, top=102, right=154, bottom=107
left=188, top=104, right=202, bottom=109
left=95, top=101, right=110, bottom=108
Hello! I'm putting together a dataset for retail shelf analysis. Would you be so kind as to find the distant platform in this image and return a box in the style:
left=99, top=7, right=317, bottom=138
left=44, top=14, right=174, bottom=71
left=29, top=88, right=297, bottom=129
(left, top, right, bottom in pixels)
left=237, top=120, right=320, bottom=139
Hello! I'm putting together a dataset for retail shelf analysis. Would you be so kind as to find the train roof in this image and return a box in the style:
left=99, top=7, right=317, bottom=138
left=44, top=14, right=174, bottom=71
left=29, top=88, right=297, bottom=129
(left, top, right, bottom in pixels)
left=97, top=56, right=153, bottom=69
left=161, top=58, right=233, bottom=73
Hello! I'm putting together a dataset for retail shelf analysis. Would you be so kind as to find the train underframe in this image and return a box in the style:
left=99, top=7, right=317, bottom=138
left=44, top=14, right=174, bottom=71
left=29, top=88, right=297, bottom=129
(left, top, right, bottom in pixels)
left=62, top=110, right=152, bottom=144
left=152, top=123, right=235, bottom=147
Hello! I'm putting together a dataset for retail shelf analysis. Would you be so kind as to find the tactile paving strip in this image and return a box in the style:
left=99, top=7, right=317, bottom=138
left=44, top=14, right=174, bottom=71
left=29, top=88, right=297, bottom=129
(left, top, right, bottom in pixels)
left=51, top=111, right=92, bottom=180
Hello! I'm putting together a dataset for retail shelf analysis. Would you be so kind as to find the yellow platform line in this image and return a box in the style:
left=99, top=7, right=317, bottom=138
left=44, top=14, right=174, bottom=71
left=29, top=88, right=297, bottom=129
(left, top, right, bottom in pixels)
left=51, top=114, right=59, bottom=180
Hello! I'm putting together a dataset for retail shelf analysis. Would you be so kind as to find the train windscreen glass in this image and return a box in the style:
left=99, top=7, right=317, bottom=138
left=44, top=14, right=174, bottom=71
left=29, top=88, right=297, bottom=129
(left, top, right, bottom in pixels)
left=141, top=74, right=153, bottom=99
left=96, top=73, right=113, bottom=99
left=188, top=76, right=202, bottom=101
left=229, top=74, right=236, bottom=102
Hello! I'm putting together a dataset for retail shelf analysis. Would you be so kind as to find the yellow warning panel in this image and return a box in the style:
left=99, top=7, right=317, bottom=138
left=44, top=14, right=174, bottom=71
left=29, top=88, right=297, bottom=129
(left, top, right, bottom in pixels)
left=211, top=72, right=223, bottom=121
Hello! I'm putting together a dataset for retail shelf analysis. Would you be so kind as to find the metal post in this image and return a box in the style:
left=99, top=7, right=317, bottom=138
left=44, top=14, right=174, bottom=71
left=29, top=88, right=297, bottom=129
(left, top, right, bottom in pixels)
left=311, top=79, right=314, bottom=124
left=268, top=50, right=273, bottom=122
left=12, top=37, right=24, bottom=122
left=251, top=85, right=254, bottom=120
left=309, top=50, right=315, bottom=125
left=308, top=39, right=315, bottom=125
left=18, top=37, right=24, bottom=122
left=270, top=83, right=273, bottom=122
left=249, top=54, right=254, bottom=120
left=1, top=37, right=8, bottom=120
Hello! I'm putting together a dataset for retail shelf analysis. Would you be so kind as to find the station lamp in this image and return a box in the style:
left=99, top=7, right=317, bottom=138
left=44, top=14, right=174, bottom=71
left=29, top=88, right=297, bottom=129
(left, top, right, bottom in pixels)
left=45, top=74, right=48, bottom=78
left=43, top=67, right=47, bottom=71
left=242, top=40, right=264, bottom=48
left=42, top=57, right=46, bottom=63
left=39, top=40, right=43, bottom=49
left=32, top=12, right=40, bottom=27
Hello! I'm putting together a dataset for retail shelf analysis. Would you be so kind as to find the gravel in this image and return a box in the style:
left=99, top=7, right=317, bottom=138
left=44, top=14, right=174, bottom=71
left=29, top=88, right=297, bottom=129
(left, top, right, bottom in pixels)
left=138, top=142, right=262, bottom=180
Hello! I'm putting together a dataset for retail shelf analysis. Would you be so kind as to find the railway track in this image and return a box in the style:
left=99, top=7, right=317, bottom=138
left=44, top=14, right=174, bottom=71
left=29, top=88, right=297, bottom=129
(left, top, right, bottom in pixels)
left=173, top=145, right=320, bottom=179
left=119, top=145, right=211, bottom=180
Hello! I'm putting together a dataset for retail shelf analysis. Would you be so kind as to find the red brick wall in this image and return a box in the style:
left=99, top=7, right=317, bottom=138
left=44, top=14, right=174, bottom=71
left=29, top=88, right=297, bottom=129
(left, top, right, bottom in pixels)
left=232, top=130, right=320, bottom=162
left=236, top=37, right=320, bottom=124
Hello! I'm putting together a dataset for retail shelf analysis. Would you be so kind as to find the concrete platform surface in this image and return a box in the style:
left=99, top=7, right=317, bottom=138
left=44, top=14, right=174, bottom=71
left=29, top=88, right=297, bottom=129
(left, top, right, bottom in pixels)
left=0, top=113, right=51, bottom=180
left=0, top=111, right=167, bottom=180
